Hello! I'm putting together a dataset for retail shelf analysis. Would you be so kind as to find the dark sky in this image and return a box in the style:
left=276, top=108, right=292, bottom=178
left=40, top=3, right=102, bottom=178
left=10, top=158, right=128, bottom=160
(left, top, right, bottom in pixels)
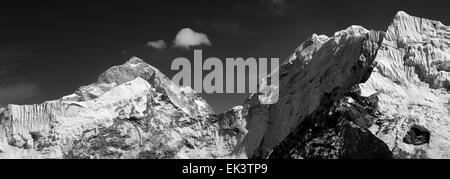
left=1, top=0, right=450, bottom=113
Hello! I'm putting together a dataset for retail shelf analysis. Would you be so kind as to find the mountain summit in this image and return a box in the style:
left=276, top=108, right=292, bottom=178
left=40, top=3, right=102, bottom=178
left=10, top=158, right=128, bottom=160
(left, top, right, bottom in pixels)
left=1, top=11, right=450, bottom=159
left=360, top=11, right=450, bottom=158
left=0, top=57, right=224, bottom=158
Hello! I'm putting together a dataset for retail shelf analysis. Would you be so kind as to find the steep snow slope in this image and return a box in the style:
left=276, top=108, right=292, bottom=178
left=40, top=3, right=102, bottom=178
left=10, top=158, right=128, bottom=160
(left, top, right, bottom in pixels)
left=360, top=11, right=450, bottom=158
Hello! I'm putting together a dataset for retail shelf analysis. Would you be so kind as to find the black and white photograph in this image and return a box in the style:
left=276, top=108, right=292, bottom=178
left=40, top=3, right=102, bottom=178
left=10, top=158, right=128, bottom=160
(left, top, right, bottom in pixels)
left=1, top=0, right=450, bottom=175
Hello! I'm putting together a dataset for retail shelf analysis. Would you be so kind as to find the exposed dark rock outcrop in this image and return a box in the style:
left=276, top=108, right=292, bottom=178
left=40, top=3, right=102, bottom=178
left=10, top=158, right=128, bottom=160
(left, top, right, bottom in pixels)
left=268, top=86, right=392, bottom=159
left=403, top=125, right=430, bottom=146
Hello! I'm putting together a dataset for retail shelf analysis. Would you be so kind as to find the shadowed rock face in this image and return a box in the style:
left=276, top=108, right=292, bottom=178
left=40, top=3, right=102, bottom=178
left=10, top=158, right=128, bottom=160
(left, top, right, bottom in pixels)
left=238, top=27, right=387, bottom=158
left=403, top=125, right=430, bottom=146
left=268, top=86, right=392, bottom=159
left=1, top=11, right=449, bottom=159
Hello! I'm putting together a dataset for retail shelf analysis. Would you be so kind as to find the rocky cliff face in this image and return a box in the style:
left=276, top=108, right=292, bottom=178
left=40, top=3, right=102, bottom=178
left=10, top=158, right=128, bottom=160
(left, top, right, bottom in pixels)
left=1, top=11, right=449, bottom=159
left=236, top=26, right=391, bottom=158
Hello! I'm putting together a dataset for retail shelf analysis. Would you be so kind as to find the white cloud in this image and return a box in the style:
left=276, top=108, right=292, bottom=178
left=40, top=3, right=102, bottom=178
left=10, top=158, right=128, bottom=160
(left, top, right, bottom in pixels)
left=173, top=28, right=211, bottom=49
left=147, top=40, right=167, bottom=50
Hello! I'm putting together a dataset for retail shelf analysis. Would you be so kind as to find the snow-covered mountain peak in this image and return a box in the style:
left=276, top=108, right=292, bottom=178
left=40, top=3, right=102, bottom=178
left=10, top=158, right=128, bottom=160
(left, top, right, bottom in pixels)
left=0, top=57, right=217, bottom=158
left=359, top=11, right=450, bottom=158
left=334, top=25, right=370, bottom=37
left=395, top=10, right=410, bottom=18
